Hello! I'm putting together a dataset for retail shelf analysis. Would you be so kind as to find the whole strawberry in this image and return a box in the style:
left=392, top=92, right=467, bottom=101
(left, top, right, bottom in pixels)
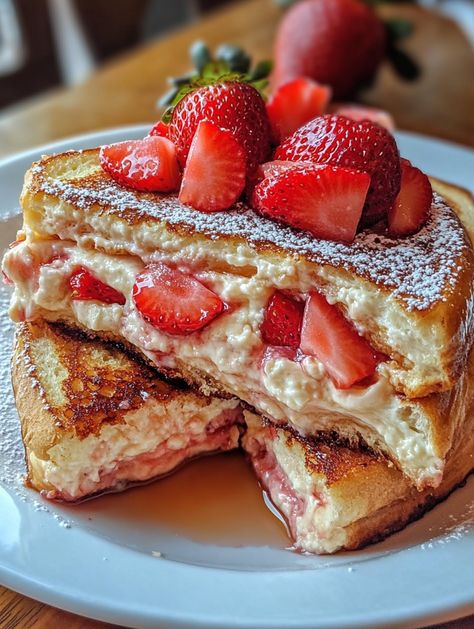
left=273, top=0, right=386, bottom=99
left=168, top=81, right=271, bottom=176
left=274, top=114, right=401, bottom=225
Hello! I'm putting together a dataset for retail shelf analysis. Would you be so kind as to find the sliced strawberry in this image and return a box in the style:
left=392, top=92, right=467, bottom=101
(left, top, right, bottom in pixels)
left=252, top=164, right=370, bottom=242
left=300, top=291, right=381, bottom=389
left=179, top=120, right=246, bottom=212
left=133, top=262, right=224, bottom=335
left=69, top=267, right=126, bottom=305
left=267, top=78, right=331, bottom=143
left=148, top=120, right=170, bottom=138
left=246, top=159, right=313, bottom=201
left=334, top=104, right=394, bottom=132
left=388, top=159, right=432, bottom=237
left=274, top=114, right=401, bottom=225
left=99, top=136, right=181, bottom=193
left=261, top=291, right=304, bottom=348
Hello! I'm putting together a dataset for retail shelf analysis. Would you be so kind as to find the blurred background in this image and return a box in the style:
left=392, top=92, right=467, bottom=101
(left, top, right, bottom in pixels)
left=0, top=0, right=234, bottom=109
left=0, top=0, right=473, bottom=155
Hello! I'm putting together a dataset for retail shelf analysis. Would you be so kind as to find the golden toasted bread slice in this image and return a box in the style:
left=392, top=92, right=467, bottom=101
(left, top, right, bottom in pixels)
left=13, top=320, right=242, bottom=501
left=3, top=149, right=474, bottom=488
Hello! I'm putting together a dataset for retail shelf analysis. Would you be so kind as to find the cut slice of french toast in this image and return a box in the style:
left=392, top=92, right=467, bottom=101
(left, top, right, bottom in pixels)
left=242, top=382, right=474, bottom=554
left=12, top=320, right=242, bottom=501
left=12, top=318, right=474, bottom=554
left=4, top=148, right=474, bottom=489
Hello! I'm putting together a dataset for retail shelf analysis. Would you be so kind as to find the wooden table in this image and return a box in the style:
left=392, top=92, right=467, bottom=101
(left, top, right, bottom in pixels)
left=1, top=1, right=473, bottom=627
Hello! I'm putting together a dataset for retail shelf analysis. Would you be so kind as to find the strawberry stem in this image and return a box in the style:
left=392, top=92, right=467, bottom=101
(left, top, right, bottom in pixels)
left=159, top=41, right=272, bottom=119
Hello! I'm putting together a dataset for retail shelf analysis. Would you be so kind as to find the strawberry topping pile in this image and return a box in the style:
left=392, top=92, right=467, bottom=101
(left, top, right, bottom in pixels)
left=99, top=41, right=431, bottom=241
left=96, top=42, right=433, bottom=371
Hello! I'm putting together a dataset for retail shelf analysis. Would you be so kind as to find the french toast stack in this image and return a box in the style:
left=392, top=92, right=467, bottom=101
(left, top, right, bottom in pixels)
left=3, top=64, right=474, bottom=553
left=4, top=149, right=474, bottom=553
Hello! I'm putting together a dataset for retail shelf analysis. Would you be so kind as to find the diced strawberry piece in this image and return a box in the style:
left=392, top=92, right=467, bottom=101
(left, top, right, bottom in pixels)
left=334, top=104, right=395, bottom=132
left=388, top=159, right=432, bottom=237
left=69, top=267, right=126, bottom=305
left=179, top=120, right=246, bottom=212
left=133, top=262, right=224, bottom=335
left=261, top=291, right=304, bottom=348
left=148, top=120, right=170, bottom=138
left=300, top=291, right=381, bottom=389
left=99, top=136, right=181, bottom=193
left=267, top=78, right=332, bottom=143
left=252, top=164, right=370, bottom=242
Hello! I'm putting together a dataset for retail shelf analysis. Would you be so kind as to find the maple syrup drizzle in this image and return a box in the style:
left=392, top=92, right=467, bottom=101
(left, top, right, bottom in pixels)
left=68, top=451, right=290, bottom=548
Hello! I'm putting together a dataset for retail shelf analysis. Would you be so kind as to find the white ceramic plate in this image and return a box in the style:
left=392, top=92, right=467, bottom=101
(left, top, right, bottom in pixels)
left=0, top=126, right=473, bottom=629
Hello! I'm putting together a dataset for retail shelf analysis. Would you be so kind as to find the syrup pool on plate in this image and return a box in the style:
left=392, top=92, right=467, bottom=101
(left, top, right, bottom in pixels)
left=61, top=450, right=290, bottom=550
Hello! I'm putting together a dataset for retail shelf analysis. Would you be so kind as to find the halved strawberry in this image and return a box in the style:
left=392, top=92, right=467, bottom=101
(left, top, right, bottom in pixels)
left=179, top=120, right=246, bottom=212
left=334, top=104, right=395, bottom=132
left=252, top=164, right=370, bottom=242
left=261, top=291, right=304, bottom=348
left=99, top=136, right=181, bottom=192
left=267, top=78, right=331, bottom=143
left=69, top=267, right=126, bottom=305
left=133, top=262, right=224, bottom=335
left=148, top=120, right=170, bottom=138
left=300, top=291, right=381, bottom=389
left=388, top=159, right=432, bottom=237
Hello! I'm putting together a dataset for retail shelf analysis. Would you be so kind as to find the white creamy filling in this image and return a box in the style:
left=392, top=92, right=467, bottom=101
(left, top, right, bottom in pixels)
left=4, top=239, right=441, bottom=484
left=28, top=396, right=239, bottom=498
left=261, top=356, right=435, bottom=474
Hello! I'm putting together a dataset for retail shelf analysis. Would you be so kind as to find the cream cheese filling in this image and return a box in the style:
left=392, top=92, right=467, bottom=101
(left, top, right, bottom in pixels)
left=28, top=395, right=240, bottom=500
left=3, top=239, right=442, bottom=485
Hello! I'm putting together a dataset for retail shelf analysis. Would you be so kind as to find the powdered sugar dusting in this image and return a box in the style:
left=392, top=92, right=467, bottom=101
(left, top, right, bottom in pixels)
left=0, top=279, right=73, bottom=528
left=38, top=161, right=469, bottom=311
left=420, top=497, right=474, bottom=551
left=0, top=280, right=25, bottom=487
